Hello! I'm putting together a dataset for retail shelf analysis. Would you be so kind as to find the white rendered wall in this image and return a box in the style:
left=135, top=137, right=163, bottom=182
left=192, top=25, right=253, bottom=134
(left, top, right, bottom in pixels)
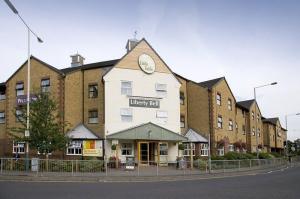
left=103, top=68, right=181, bottom=135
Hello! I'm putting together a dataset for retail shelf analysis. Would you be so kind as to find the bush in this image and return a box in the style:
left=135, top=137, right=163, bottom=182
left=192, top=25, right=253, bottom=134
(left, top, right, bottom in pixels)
left=270, top=152, right=282, bottom=158
left=258, top=152, right=272, bottom=159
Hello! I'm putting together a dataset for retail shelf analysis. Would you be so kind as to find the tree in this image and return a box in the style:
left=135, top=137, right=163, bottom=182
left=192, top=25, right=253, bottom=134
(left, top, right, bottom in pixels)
left=10, top=92, right=68, bottom=158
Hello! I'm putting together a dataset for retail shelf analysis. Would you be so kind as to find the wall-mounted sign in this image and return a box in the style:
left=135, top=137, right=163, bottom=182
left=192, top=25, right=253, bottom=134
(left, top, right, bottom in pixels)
left=16, top=95, right=38, bottom=106
left=83, top=140, right=103, bottom=157
left=129, top=98, right=160, bottom=108
left=138, top=54, right=156, bottom=74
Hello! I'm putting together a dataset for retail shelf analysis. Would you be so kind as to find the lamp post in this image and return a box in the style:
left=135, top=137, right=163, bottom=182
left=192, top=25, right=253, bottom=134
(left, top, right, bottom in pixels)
left=254, top=82, right=277, bottom=159
left=4, top=0, right=43, bottom=170
left=285, top=113, right=300, bottom=157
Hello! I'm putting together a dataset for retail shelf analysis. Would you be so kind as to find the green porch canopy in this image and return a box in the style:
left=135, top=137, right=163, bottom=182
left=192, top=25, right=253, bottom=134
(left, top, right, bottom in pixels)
left=106, top=122, right=187, bottom=142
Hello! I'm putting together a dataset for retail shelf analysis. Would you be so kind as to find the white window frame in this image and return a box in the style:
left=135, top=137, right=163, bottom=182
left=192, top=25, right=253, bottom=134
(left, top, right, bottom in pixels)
left=159, top=143, right=168, bottom=156
left=180, top=115, right=185, bottom=128
left=217, top=147, right=224, bottom=156
left=120, top=108, right=133, bottom=122
left=228, top=144, right=234, bottom=152
left=216, top=93, right=221, bottom=105
left=16, top=82, right=24, bottom=96
left=180, top=92, right=185, bottom=105
left=67, top=140, right=82, bottom=155
left=121, top=143, right=133, bottom=156
left=200, top=143, right=208, bottom=156
left=88, top=84, right=98, bottom=98
left=41, top=78, right=50, bottom=93
left=13, top=141, right=25, bottom=154
left=155, top=83, right=167, bottom=98
left=242, top=125, right=246, bottom=135
left=252, top=127, right=255, bottom=136
left=156, top=110, right=168, bottom=124
left=183, top=143, right=195, bottom=157
left=0, top=112, right=5, bottom=124
left=228, top=99, right=232, bottom=110
left=258, top=128, right=261, bottom=137
left=121, top=81, right=132, bottom=96
left=217, top=116, right=223, bottom=128
left=228, top=120, right=233, bottom=131
left=88, top=110, right=98, bottom=124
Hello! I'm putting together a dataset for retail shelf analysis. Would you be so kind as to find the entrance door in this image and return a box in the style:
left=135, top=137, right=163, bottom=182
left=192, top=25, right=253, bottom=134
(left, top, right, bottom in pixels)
left=139, top=142, right=149, bottom=165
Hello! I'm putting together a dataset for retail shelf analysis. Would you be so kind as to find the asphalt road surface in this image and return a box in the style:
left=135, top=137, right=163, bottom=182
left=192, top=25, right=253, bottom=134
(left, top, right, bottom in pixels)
left=0, top=166, right=299, bottom=199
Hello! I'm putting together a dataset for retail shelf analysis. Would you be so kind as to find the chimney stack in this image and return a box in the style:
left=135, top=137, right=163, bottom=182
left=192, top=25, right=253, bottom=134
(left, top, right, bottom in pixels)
left=70, top=53, right=85, bottom=67
left=125, top=38, right=139, bottom=53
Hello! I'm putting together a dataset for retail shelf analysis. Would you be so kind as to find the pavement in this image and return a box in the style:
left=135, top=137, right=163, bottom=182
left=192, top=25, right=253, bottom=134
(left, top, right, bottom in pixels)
left=0, top=165, right=299, bottom=199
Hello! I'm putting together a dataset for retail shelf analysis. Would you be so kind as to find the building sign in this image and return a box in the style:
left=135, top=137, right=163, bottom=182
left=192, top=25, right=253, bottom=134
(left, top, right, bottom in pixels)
left=138, top=54, right=156, bottom=74
left=129, top=98, right=160, bottom=108
left=83, top=140, right=103, bottom=157
left=16, top=95, right=38, bottom=105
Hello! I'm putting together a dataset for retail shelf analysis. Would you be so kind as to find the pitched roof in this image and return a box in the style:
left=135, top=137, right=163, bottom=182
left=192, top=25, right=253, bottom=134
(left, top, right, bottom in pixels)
left=262, top=117, right=279, bottom=126
left=60, top=59, right=119, bottom=74
left=184, top=129, right=208, bottom=143
left=236, top=99, right=255, bottom=110
left=198, top=77, right=224, bottom=89
left=6, top=55, right=64, bottom=82
left=66, top=123, right=99, bottom=139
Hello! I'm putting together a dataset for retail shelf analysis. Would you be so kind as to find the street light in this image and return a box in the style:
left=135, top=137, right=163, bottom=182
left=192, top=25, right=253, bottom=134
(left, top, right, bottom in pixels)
left=4, top=0, right=43, bottom=170
left=254, top=82, right=277, bottom=159
left=285, top=113, right=300, bottom=157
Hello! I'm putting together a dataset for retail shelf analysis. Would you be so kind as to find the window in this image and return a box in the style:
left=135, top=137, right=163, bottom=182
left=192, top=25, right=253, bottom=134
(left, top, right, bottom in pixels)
left=41, top=78, right=50, bottom=92
left=228, top=119, right=233, bottom=131
left=229, top=144, right=234, bottom=152
left=121, top=143, right=133, bottom=156
left=67, top=140, right=82, bottom=155
left=120, top=108, right=133, bottom=122
left=252, top=127, right=255, bottom=136
left=180, top=92, right=185, bottom=105
left=258, top=128, right=261, bottom=137
left=121, top=81, right=132, bottom=95
left=216, top=93, right=221, bottom=105
left=0, top=91, right=5, bottom=100
left=228, top=99, right=232, bottom=110
left=13, top=141, right=25, bottom=154
left=252, top=111, right=254, bottom=120
left=217, top=115, right=223, bottom=128
left=235, top=123, right=238, bottom=130
left=88, top=110, right=98, bottom=124
left=242, top=125, right=246, bottom=135
left=200, top=143, right=208, bottom=156
left=257, top=114, right=260, bottom=122
left=16, top=82, right=24, bottom=96
left=183, top=143, right=195, bottom=156
left=156, top=83, right=167, bottom=98
left=0, top=112, right=5, bottom=124
left=180, top=115, right=185, bottom=128
left=156, top=110, right=168, bottom=124
left=16, top=109, right=23, bottom=122
left=159, top=143, right=168, bottom=156
left=88, top=84, right=98, bottom=98
left=217, top=147, right=224, bottom=156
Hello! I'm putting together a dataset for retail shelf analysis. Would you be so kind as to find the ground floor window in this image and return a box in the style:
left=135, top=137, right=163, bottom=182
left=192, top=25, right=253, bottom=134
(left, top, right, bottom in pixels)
left=67, top=140, right=82, bottom=155
left=159, top=143, right=168, bottom=156
left=217, top=147, right=224, bottom=156
left=228, top=144, right=234, bottom=152
left=200, top=143, right=208, bottom=156
left=183, top=143, right=195, bottom=156
left=121, top=143, right=133, bottom=156
left=13, top=141, right=25, bottom=154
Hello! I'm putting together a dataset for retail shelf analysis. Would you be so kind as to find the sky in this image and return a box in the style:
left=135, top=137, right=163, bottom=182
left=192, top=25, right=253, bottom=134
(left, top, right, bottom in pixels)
left=1, top=0, right=300, bottom=140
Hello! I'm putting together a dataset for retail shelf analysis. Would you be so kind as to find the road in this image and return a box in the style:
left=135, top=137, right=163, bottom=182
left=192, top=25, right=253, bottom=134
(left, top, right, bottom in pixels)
left=0, top=166, right=299, bottom=199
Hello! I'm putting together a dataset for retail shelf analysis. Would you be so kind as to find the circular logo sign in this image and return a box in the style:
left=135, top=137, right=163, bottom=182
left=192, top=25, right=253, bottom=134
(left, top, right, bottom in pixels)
left=138, top=54, right=156, bottom=74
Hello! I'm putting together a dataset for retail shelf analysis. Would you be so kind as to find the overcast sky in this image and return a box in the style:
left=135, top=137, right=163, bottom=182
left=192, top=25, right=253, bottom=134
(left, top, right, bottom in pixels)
left=1, top=0, right=299, bottom=140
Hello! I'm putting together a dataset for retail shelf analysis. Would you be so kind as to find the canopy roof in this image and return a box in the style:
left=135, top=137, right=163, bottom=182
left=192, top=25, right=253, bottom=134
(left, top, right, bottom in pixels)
left=106, top=122, right=187, bottom=141
left=184, top=129, right=208, bottom=143
left=67, top=124, right=99, bottom=139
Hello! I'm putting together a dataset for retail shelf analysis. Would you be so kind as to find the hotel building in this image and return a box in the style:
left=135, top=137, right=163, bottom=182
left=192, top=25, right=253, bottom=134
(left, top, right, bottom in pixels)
left=0, top=38, right=286, bottom=162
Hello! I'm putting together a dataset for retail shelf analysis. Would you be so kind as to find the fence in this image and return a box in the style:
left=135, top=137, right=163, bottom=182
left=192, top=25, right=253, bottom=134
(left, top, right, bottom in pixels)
left=0, top=157, right=294, bottom=177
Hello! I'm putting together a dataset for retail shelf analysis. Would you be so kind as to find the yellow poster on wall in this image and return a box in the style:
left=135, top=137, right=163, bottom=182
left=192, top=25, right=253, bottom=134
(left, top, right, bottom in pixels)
left=83, top=140, right=103, bottom=157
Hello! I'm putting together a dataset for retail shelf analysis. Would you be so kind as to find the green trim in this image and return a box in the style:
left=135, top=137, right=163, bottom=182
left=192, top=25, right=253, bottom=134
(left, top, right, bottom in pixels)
left=106, top=122, right=187, bottom=141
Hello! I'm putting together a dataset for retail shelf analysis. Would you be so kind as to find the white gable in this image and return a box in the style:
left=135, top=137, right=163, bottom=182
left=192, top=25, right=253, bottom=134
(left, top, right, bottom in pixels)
left=184, top=129, right=208, bottom=143
left=67, top=124, right=98, bottom=139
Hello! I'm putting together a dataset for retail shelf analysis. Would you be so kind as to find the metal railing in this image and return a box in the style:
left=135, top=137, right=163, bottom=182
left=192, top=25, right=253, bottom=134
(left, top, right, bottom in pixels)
left=0, top=157, right=295, bottom=177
